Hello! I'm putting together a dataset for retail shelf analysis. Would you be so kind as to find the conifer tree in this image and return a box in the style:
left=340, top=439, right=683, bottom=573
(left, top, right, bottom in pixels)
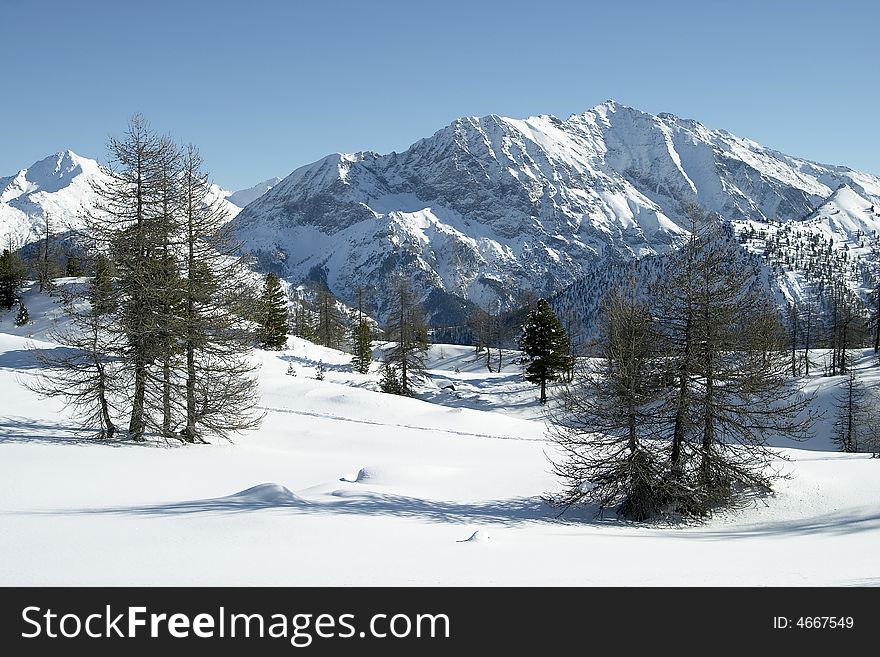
left=351, top=287, right=373, bottom=374
left=652, top=207, right=814, bottom=514
left=382, top=277, right=428, bottom=395
left=37, top=211, right=53, bottom=293
left=38, top=116, right=263, bottom=444
left=467, top=305, right=493, bottom=369
left=148, top=135, right=185, bottom=440
left=294, top=299, right=317, bottom=342
left=175, top=144, right=263, bottom=443
left=549, top=276, right=666, bottom=520
left=518, top=298, right=571, bottom=404
left=0, top=247, right=26, bottom=310
left=378, top=363, right=403, bottom=394
left=14, top=301, right=29, bottom=326
left=315, top=287, right=347, bottom=350
left=259, top=273, right=289, bottom=350
left=65, top=254, right=83, bottom=277
left=86, top=114, right=167, bottom=441
left=870, top=238, right=880, bottom=354
left=27, top=257, right=120, bottom=439
left=833, top=369, right=864, bottom=453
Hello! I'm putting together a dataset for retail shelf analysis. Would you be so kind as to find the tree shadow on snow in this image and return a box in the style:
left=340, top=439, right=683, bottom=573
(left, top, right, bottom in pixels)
left=0, top=416, right=180, bottom=448
left=690, top=508, right=880, bottom=539
left=0, top=347, right=55, bottom=371
left=75, top=485, right=880, bottom=538
left=0, top=416, right=91, bottom=445
left=72, top=485, right=613, bottom=527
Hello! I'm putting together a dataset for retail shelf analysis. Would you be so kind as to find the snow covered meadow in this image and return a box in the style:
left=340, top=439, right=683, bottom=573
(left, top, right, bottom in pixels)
left=1, top=283, right=879, bottom=586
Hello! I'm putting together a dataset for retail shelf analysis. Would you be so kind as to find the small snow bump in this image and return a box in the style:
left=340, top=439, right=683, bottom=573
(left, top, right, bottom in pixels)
left=226, top=483, right=303, bottom=505
left=458, top=530, right=491, bottom=543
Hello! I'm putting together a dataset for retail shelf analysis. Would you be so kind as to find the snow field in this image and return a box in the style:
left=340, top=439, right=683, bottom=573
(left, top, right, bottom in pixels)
left=1, top=286, right=880, bottom=585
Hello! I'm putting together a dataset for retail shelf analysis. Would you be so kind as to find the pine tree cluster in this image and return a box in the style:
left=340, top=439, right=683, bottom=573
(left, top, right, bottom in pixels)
left=28, top=115, right=263, bottom=443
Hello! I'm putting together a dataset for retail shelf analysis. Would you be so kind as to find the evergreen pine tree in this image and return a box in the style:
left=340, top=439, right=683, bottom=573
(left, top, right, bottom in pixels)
left=65, top=254, right=83, bottom=277
left=351, top=287, right=373, bottom=374
left=14, top=301, right=29, bottom=326
left=0, top=247, right=26, bottom=310
left=259, top=273, right=289, bottom=350
left=518, top=298, right=571, bottom=404
left=378, top=363, right=402, bottom=394
left=352, top=320, right=373, bottom=373
left=37, top=211, right=53, bottom=293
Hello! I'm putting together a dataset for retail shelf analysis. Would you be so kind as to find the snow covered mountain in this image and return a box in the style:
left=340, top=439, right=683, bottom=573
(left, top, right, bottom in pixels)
left=0, top=150, right=105, bottom=246
left=0, top=151, right=280, bottom=247
left=554, top=182, right=880, bottom=344
left=226, top=177, right=282, bottom=209
left=231, top=101, right=880, bottom=322
left=733, top=184, right=880, bottom=306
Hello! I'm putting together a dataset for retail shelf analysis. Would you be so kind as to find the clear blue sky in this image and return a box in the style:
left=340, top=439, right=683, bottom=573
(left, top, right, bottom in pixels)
left=2, top=0, right=878, bottom=190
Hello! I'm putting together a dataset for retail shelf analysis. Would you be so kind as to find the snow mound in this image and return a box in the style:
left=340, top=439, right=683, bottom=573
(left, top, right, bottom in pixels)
left=340, top=464, right=460, bottom=485
left=458, top=530, right=491, bottom=544
left=225, top=483, right=303, bottom=505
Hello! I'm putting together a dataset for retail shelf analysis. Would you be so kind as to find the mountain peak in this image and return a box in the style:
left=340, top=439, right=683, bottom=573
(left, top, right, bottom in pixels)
left=231, top=101, right=880, bottom=323
left=226, top=176, right=283, bottom=209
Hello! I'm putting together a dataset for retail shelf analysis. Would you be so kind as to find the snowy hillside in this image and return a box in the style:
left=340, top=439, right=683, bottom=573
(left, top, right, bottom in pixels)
left=231, top=101, right=880, bottom=322
left=732, top=184, right=880, bottom=307
left=2, top=287, right=880, bottom=585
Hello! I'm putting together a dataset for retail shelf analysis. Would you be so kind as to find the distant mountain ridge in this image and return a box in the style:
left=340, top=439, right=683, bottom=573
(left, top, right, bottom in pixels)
left=0, top=150, right=277, bottom=247
left=230, top=101, right=880, bottom=322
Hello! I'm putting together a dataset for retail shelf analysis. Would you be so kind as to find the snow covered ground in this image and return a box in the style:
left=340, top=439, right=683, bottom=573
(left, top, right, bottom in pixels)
left=1, top=284, right=879, bottom=585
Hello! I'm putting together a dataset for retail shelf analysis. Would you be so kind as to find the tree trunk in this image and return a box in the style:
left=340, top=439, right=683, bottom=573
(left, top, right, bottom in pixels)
left=400, top=292, right=408, bottom=395
left=93, top=330, right=115, bottom=440
left=162, top=357, right=171, bottom=437
left=804, top=308, right=811, bottom=376
left=185, top=184, right=197, bottom=444
left=874, top=290, right=879, bottom=354
left=129, top=358, right=146, bottom=441
left=671, top=372, right=687, bottom=477
left=185, top=341, right=196, bottom=443
left=700, top=368, right=715, bottom=484
left=98, top=380, right=114, bottom=441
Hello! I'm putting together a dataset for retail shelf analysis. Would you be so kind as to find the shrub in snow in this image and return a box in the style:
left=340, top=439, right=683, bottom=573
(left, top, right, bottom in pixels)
left=378, top=364, right=402, bottom=395
left=14, top=301, right=29, bottom=326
